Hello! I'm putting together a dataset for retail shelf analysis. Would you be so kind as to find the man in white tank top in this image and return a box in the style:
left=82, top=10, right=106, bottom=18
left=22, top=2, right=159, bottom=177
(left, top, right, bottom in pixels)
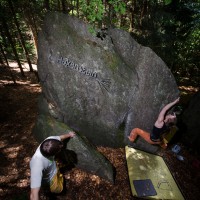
left=30, top=132, right=75, bottom=200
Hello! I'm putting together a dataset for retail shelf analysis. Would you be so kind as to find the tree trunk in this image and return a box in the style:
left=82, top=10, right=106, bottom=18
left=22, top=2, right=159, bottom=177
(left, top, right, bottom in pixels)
left=1, top=16, right=25, bottom=77
left=0, top=42, right=16, bottom=84
left=129, top=0, right=135, bottom=32
left=61, top=0, right=66, bottom=12
left=140, top=0, right=147, bottom=27
left=0, top=53, right=4, bottom=64
left=23, top=7, right=38, bottom=57
left=76, top=0, right=79, bottom=17
left=44, top=0, right=50, bottom=10
left=8, top=0, right=34, bottom=72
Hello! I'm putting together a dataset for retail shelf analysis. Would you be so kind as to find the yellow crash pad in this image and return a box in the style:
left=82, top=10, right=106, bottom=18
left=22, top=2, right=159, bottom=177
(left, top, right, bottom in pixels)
left=163, top=126, right=178, bottom=144
left=125, top=146, right=185, bottom=199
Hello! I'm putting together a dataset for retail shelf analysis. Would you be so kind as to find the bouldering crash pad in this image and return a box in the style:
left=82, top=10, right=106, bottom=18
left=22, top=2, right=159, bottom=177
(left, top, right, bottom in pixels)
left=125, top=146, right=185, bottom=199
left=163, top=125, right=178, bottom=144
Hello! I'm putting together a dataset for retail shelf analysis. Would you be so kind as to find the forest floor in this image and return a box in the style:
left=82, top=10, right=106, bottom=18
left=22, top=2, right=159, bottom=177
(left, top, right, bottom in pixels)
left=0, top=63, right=200, bottom=200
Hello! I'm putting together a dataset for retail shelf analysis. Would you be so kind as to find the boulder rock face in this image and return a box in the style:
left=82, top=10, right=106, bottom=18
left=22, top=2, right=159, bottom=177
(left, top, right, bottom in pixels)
left=35, top=12, right=179, bottom=152
left=182, top=91, right=200, bottom=154
left=32, top=102, right=115, bottom=183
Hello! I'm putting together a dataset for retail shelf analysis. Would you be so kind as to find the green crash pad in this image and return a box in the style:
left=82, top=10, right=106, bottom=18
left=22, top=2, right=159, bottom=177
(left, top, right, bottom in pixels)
left=125, top=146, right=185, bottom=199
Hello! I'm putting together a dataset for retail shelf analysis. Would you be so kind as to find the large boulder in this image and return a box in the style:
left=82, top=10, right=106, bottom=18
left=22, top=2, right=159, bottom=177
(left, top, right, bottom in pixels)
left=32, top=103, right=115, bottom=183
left=35, top=12, right=179, bottom=153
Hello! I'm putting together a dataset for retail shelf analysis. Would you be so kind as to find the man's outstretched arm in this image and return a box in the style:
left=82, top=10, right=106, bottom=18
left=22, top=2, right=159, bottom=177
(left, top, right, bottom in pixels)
left=59, top=132, right=75, bottom=141
left=30, top=188, right=40, bottom=200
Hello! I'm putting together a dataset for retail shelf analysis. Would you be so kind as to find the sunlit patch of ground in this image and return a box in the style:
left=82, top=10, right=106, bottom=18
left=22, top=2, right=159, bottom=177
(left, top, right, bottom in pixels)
left=179, top=85, right=199, bottom=94
left=0, top=61, right=38, bottom=86
left=8, top=61, right=37, bottom=71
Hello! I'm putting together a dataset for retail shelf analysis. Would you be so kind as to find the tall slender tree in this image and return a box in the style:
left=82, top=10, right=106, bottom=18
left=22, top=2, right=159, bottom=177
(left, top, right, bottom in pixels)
left=8, top=0, right=34, bottom=72
left=0, top=42, right=16, bottom=84
left=0, top=11, right=25, bottom=77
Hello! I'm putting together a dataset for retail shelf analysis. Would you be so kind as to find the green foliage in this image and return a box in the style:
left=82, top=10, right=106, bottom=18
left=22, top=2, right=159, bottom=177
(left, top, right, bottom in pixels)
left=78, top=0, right=126, bottom=27
left=0, top=0, right=199, bottom=84
left=108, top=0, right=126, bottom=14
left=164, top=0, right=172, bottom=5
left=130, top=0, right=199, bottom=84
left=79, top=0, right=104, bottom=22
left=88, top=25, right=97, bottom=35
left=173, top=0, right=200, bottom=82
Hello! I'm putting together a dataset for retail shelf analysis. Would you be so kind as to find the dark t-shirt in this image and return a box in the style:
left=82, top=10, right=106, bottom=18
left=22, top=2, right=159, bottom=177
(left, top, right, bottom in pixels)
left=150, top=123, right=167, bottom=141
